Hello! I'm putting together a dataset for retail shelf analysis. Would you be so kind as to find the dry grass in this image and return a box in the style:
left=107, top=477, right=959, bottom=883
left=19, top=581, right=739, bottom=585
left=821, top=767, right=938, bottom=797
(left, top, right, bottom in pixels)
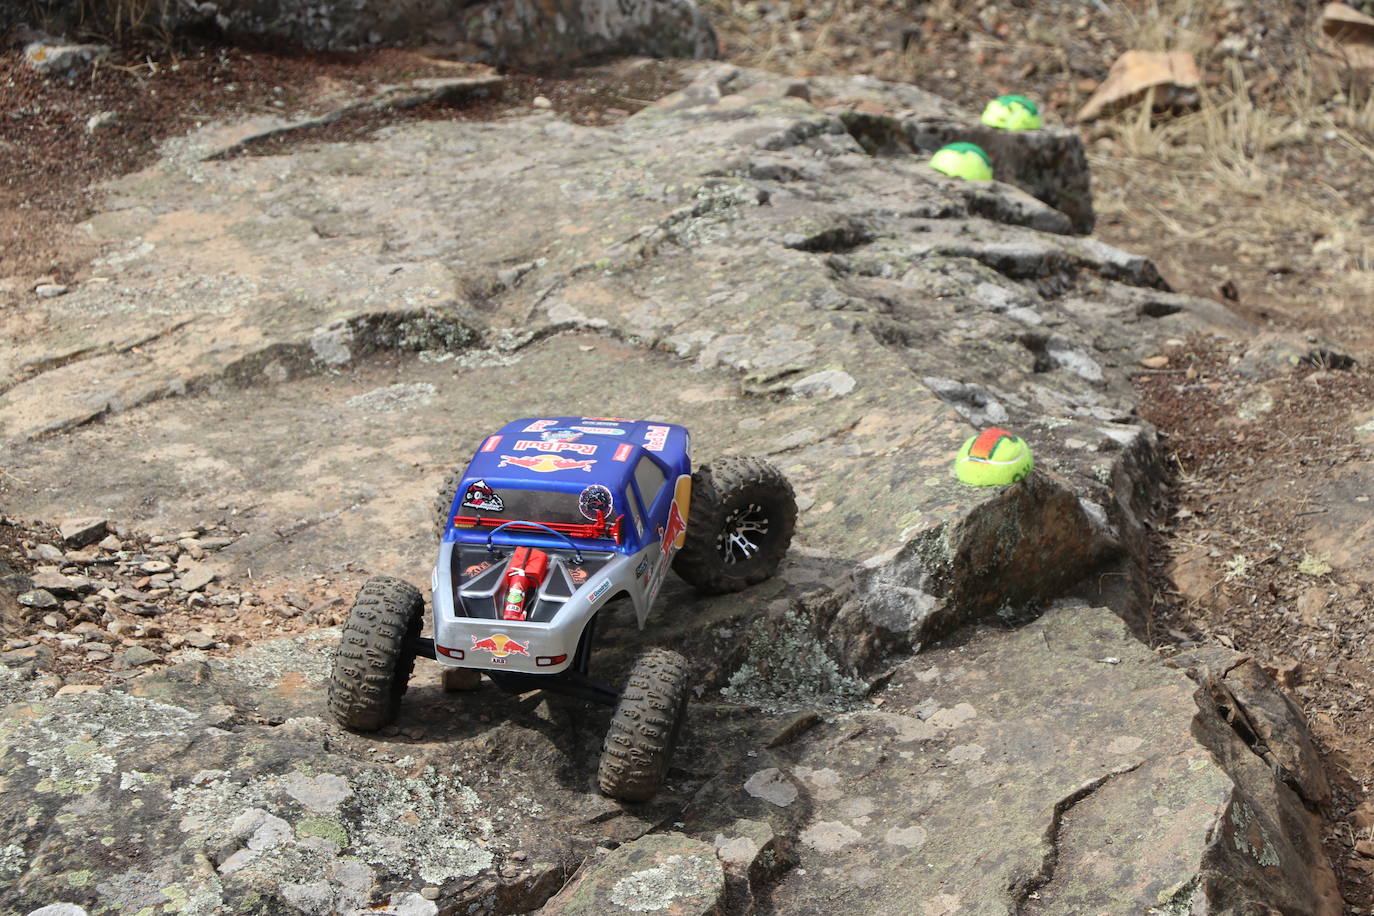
left=1088, top=4, right=1374, bottom=315
left=1105, top=0, right=1227, bottom=58
left=19, top=0, right=164, bottom=41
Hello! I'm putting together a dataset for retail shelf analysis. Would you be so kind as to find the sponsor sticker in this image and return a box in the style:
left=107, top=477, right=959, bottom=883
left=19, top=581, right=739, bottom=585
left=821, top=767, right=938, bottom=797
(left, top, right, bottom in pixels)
left=541, top=428, right=582, bottom=442
left=462, top=479, right=504, bottom=512
left=644, top=424, right=670, bottom=452
left=481, top=435, right=502, bottom=452
left=523, top=419, right=557, bottom=432
left=579, top=484, right=614, bottom=521
left=613, top=443, right=633, bottom=462
left=470, top=634, right=530, bottom=658
left=498, top=455, right=596, bottom=473
left=569, top=426, right=626, bottom=437
left=514, top=439, right=598, bottom=455
left=589, top=580, right=611, bottom=601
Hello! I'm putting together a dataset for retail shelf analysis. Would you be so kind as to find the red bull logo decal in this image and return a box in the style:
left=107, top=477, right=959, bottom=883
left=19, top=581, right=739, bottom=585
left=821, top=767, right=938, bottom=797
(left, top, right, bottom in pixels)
left=661, top=500, right=688, bottom=558
left=513, top=439, right=598, bottom=455
left=470, top=634, right=530, bottom=658
left=644, top=425, right=670, bottom=452
left=645, top=499, right=688, bottom=604
left=498, top=454, right=596, bottom=473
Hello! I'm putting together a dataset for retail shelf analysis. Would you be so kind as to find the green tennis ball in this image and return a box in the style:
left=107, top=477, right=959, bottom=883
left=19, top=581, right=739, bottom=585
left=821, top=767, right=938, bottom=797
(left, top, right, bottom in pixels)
left=930, top=142, right=993, bottom=181
left=954, top=427, right=1034, bottom=486
left=981, top=94, right=1042, bottom=131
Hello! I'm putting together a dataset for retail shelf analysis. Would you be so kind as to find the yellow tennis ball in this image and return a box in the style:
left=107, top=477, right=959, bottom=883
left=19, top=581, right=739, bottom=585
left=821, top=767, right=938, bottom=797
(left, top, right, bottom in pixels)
left=930, top=143, right=993, bottom=181
left=981, top=94, right=1042, bottom=131
left=954, top=428, right=1034, bottom=486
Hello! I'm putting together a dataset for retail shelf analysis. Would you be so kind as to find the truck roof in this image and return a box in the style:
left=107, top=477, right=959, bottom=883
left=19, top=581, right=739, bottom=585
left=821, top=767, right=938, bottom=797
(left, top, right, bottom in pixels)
left=463, top=417, right=690, bottom=493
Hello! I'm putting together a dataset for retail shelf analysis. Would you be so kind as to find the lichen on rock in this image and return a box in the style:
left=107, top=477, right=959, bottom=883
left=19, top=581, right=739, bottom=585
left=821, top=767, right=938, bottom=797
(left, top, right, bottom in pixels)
left=720, top=609, right=866, bottom=712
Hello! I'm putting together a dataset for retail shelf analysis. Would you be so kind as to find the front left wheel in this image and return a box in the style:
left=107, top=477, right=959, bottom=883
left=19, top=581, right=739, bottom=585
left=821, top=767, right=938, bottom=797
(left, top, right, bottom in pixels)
left=328, top=576, right=423, bottom=731
left=598, top=648, right=690, bottom=802
left=672, top=456, right=797, bottom=595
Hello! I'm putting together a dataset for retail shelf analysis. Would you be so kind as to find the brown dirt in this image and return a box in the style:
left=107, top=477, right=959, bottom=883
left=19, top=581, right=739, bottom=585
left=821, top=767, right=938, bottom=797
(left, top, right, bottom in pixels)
left=1137, top=341, right=1374, bottom=907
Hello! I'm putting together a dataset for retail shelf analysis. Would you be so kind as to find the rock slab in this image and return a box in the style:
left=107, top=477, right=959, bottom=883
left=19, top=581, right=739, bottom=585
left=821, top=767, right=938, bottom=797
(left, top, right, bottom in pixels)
left=755, top=602, right=1339, bottom=915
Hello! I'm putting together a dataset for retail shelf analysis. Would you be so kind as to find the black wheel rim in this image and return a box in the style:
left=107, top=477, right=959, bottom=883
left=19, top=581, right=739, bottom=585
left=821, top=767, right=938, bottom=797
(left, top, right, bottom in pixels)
left=716, top=503, right=770, bottom=565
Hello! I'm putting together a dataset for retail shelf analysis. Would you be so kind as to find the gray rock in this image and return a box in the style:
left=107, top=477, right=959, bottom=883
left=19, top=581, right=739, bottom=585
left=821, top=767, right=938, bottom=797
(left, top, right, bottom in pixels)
left=26, top=905, right=90, bottom=916
left=182, top=632, right=216, bottom=649
left=28, top=543, right=65, bottom=563
left=789, top=368, right=856, bottom=399
left=178, top=562, right=216, bottom=592
left=117, top=645, right=160, bottom=667
left=17, top=590, right=59, bottom=610
left=34, top=284, right=69, bottom=298
left=542, top=833, right=725, bottom=916
left=742, top=767, right=798, bottom=808
left=712, top=818, right=776, bottom=874
left=22, top=41, right=109, bottom=78
left=85, top=111, right=118, bottom=132
left=30, top=571, right=93, bottom=596
left=760, top=603, right=1340, bottom=915
left=57, top=518, right=107, bottom=548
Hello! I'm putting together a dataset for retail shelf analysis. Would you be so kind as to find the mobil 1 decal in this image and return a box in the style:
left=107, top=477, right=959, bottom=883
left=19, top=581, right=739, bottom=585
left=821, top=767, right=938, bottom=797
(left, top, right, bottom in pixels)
left=569, top=425, right=625, bottom=437
left=579, top=484, right=613, bottom=521
left=462, top=479, right=504, bottom=512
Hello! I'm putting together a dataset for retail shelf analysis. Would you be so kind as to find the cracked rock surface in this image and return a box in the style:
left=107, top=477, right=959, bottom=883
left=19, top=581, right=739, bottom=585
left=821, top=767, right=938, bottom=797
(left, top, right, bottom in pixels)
left=754, top=602, right=1339, bottom=916
left=0, top=62, right=1337, bottom=914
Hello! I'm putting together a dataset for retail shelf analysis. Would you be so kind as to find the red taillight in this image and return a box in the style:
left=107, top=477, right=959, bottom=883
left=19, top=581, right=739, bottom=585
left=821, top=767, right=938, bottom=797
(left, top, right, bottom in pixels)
left=437, top=646, right=465, bottom=660
left=536, top=654, right=567, bottom=667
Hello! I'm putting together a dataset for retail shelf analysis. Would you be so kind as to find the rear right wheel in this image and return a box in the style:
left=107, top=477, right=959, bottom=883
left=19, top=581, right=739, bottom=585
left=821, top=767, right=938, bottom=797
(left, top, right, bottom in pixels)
left=597, top=648, right=690, bottom=802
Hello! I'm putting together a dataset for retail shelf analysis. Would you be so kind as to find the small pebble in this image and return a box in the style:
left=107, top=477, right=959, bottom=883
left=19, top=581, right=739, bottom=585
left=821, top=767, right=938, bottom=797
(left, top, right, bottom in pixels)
left=531, top=95, right=553, bottom=109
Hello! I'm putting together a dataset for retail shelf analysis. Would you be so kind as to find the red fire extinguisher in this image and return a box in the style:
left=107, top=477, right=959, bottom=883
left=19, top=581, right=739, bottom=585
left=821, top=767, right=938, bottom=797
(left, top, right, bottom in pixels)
left=502, top=546, right=549, bottom=621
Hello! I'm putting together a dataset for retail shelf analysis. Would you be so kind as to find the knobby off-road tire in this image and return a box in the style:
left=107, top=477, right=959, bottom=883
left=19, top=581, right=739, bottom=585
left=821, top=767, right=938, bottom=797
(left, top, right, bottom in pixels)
left=328, top=576, right=424, bottom=732
left=672, top=456, right=797, bottom=595
left=598, top=648, right=690, bottom=802
left=433, top=468, right=463, bottom=539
